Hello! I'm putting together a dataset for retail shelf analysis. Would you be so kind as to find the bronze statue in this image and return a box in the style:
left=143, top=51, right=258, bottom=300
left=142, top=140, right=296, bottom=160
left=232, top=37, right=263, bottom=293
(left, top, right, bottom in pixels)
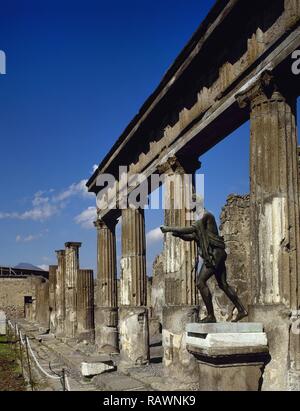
left=160, top=210, right=248, bottom=323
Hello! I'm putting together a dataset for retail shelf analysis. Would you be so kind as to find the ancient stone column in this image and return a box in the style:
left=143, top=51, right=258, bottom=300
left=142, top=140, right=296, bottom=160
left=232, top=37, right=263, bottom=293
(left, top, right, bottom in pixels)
left=48, top=265, right=57, bottom=334
left=94, top=218, right=118, bottom=353
left=158, top=156, right=200, bottom=388
left=237, top=70, right=300, bottom=390
left=35, top=278, right=50, bottom=331
left=119, top=207, right=149, bottom=368
left=55, top=250, right=66, bottom=337
left=77, top=269, right=95, bottom=342
left=64, top=242, right=81, bottom=339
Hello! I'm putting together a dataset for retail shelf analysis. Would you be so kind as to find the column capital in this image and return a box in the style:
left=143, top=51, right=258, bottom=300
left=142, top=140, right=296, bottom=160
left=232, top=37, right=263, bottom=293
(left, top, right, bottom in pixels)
left=65, top=242, right=82, bottom=249
left=157, top=155, right=201, bottom=175
left=55, top=249, right=65, bottom=256
left=94, top=216, right=118, bottom=231
left=236, top=70, right=278, bottom=109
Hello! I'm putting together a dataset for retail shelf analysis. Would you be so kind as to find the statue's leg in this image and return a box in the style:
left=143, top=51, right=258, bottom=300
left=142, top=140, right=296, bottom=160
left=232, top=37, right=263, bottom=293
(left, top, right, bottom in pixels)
left=216, top=262, right=248, bottom=322
left=197, top=263, right=216, bottom=323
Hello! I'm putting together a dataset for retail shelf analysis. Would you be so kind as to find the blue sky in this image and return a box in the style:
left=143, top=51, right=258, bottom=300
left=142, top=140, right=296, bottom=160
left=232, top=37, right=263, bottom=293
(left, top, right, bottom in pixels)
left=0, top=0, right=298, bottom=275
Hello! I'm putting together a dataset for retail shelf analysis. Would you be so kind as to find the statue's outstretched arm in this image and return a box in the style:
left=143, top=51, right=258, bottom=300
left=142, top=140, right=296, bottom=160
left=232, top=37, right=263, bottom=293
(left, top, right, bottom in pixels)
left=173, top=233, right=196, bottom=242
left=160, top=225, right=195, bottom=235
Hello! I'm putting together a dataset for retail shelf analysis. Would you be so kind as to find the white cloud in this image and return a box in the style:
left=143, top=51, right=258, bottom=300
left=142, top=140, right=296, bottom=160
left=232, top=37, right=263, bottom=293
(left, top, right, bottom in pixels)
left=38, top=264, right=49, bottom=271
left=53, top=179, right=93, bottom=202
left=146, top=227, right=163, bottom=245
left=16, top=229, right=48, bottom=243
left=0, top=178, right=94, bottom=223
left=74, top=207, right=97, bottom=229
left=92, top=164, right=98, bottom=173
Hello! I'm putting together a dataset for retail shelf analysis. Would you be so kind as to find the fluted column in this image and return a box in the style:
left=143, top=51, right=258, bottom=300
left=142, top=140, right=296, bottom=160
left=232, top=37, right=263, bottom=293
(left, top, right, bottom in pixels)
left=237, top=70, right=300, bottom=390
left=119, top=207, right=149, bottom=368
left=55, top=250, right=66, bottom=337
left=159, top=156, right=198, bottom=306
left=77, top=269, right=95, bottom=342
left=159, top=156, right=200, bottom=388
left=64, top=242, right=81, bottom=339
left=94, top=217, right=118, bottom=353
left=48, top=265, right=57, bottom=334
left=120, top=208, right=147, bottom=306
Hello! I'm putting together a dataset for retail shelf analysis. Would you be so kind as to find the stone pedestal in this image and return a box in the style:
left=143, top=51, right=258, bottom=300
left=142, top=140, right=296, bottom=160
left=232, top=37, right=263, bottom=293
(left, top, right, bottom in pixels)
left=187, top=322, right=269, bottom=391
left=94, top=307, right=118, bottom=353
left=119, top=306, right=149, bottom=369
left=0, top=311, right=6, bottom=335
left=162, top=305, right=200, bottom=388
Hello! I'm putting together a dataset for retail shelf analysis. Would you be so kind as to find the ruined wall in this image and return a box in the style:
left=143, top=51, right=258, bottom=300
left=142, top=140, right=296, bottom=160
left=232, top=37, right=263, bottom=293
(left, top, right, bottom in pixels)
left=205, top=194, right=250, bottom=321
left=0, top=276, right=41, bottom=319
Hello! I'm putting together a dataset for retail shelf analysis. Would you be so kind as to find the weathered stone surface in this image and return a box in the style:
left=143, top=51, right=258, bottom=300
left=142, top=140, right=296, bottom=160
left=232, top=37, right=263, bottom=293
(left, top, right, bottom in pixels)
left=120, top=208, right=147, bottom=307
left=151, top=254, right=164, bottom=325
left=162, top=305, right=199, bottom=388
left=195, top=361, right=266, bottom=392
left=119, top=306, right=149, bottom=369
left=119, top=208, right=149, bottom=367
left=187, top=333, right=268, bottom=349
left=64, top=242, right=81, bottom=339
left=35, top=277, right=50, bottom=330
left=0, top=276, right=40, bottom=319
left=159, top=157, right=198, bottom=306
left=77, top=269, right=95, bottom=343
left=187, top=322, right=263, bottom=334
left=55, top=250, right=66, bottom=337
left=48, top=265, right=57, bottom=334
left=94, top=306, right=118, bottom=353
left=81, top=361, right=114, bottom=377
left=237, top=73, right=300, bottom=390
left=94, top=218, right=118, bottom=353
left=0, top=311, right=6, bottom=335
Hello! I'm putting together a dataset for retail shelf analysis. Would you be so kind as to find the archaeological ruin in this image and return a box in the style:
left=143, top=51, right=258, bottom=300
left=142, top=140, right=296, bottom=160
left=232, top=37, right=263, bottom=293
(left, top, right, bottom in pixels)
left=1, top=0, right=300, bottom=392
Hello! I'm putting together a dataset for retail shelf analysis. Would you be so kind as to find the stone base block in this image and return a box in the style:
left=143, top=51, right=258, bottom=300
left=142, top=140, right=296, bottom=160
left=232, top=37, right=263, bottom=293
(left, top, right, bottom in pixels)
left=77, top=329, right=95, bottom=344
left=149, top=317, right=162, bottom=340
left=81, top=361, right=115, bottom=377
left=162, top=305, right=199, bottom=387
left=196, top=360, right=266, bottom=391
left=187, top=321, right=270, bottom=391
left=288, top=370, right=300, bottom=391
left=249, top=304, right=291, bottom=390
left=119, top=306, right=149, bottom=369
left=95, top=307, right=119, bottom=354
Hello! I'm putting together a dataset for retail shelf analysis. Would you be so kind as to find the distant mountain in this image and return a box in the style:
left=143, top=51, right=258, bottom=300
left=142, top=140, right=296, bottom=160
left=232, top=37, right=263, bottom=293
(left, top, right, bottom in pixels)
left=13, top=263, right=46, bottom=271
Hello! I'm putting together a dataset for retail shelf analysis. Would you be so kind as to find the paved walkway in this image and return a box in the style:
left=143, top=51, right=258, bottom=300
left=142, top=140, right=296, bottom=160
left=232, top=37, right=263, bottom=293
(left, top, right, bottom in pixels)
left=15, top=319, right=165, bottom=392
